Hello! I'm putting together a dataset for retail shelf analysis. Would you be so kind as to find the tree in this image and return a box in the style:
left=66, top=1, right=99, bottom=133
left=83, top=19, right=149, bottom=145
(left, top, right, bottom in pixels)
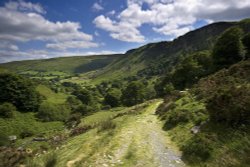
left=72, top=88, right=93, bottom=105
left=212, top=27, right=244, bottom=69
left=242, top=33, right=250, bottom=59
left=66, top=96, right=82, bottom=112
left=0, top=102, right=16, bottom=118
left=121, top=81, right=146, bottom=106
left=172, top=51, right=212, bottom=90
left=0, top=73, right=41, bottom=112
left=104, top=88, right=122, bottom=107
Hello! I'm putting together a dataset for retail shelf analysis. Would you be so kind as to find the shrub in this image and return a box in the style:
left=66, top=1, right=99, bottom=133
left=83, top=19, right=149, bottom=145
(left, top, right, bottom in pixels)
left=0, top=102, right=16, bottom=118
left=98, top=121, right=116, bottom=132
left=206, top=85, right=250, bottom=126
left=74, top=104, right=94, bottom=115
left=181, top=134, right=214, bottom=163
left=242, top=33, right=250, bottom=59
left=104, top=88, right=122, bottom=107
left=65, top=112, right=81, bottom=128
left=66, top=96, right=82, bottom=112
left=163, top=109, right=190, bottom=130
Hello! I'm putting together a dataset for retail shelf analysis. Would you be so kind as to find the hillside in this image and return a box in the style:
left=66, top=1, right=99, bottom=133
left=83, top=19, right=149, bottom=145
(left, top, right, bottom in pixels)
left=1, top=19, right=250, bottom=84
left=0, top=54, right=122, bottom=77
left=0, top=18, right=250, bottom=167
left=89, top=19, right=250, bottom=83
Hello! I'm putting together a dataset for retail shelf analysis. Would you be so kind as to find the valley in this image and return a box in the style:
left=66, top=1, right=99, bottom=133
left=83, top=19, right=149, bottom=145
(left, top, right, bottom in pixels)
left=0, top=18, right=250, bottom=167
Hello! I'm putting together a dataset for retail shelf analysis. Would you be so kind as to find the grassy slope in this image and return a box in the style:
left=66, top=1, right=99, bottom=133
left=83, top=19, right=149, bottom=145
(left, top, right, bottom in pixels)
left=158, top=60, right=250, bottom=166
left=0, top=55, right=121, bottom=75
left=89, top=20, right=250, bottom=84
left=30, top=100, right=185, bottom=167
left=0, top=84, right=67, bottom=147
left=36, top=85, right=68, bottom=104
left=0, top=111, right=64, bottom=139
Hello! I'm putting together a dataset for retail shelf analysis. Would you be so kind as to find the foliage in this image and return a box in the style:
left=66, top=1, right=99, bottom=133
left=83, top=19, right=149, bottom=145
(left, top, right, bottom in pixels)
left=104, top=88, right=122, bottom=107
left=73, top=88, right=93, bottom=105
left=65, top=112, right=82, bottom=128
left=181, top=134, right=214, bottom=163
left=37, top=102, right=71, bottom=122
left=121, top=81, right=146, bottom=106
left=242, top=33, right=250, bottom=59
left=66, top=96, right=83, bottom=112
left=0, top=102, right=16, bottom=118
left=206, top=84, right=250, bottom=126
left=163, top=109, right=190, bottom=130
left=212, top=26, right=244, bottom=69
left=172, top=51, right=213, bottom=90
left=97, top=121, right=116, bottom=132
left=74, top=104, right=94, bottom=115
left=0, top=73, right=41, bottom=112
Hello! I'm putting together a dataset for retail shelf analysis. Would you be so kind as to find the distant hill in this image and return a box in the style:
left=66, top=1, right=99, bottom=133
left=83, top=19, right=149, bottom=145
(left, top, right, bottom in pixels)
left=91, top=19, right=250, bottom=82
left=0, top=54, right=122, bottom=75
left=1, top=19, right=250, bottom=82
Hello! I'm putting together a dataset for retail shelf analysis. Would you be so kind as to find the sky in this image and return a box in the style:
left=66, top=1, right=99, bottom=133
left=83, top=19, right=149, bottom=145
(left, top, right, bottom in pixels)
left=0, top=0, right=250, bottom=63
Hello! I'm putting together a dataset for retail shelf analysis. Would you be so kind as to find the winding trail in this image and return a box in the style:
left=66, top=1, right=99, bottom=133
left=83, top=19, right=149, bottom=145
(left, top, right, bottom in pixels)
left=66, top=100, right=185, bottom=167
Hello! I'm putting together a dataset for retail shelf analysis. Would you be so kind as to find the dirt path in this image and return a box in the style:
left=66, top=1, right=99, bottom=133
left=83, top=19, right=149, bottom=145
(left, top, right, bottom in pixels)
left=66, top=101, right=185, bottom=167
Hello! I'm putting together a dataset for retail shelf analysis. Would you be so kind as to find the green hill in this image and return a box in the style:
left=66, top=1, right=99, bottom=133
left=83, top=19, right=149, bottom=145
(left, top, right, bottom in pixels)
left=1, top=19, right=250, bottom=84
left=0, top=54, right=121, bottom=76
left=90, top=19, right=250, bottom=83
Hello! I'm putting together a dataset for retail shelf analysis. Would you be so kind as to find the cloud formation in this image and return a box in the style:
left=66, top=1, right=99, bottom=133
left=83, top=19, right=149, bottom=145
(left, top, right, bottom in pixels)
left=92, top=2, right=104, bottom=11
left=0, top=0, right=97, bottom=50
left=94, top=0, right=250, bottom=42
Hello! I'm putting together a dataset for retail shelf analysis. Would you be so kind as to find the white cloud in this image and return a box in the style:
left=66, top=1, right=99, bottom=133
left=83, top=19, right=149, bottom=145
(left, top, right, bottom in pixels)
left=94, top=0, right=250, bottom=42
left=5, top=0, right=45, bottom=14
left=92, top=2, right=104, bottom=11
left=0, top=42, right=19, bottom=51
left=0, top=1, right=97, bottom=50
left=107, top=10, right=116, bottom=16
left=94, top=15, right=145, bottom=42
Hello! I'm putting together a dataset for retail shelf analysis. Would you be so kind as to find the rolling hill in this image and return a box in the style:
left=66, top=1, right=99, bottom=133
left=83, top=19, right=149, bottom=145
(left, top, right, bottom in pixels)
left=0, top=54, right=122, bottom=75
left=1, top=19, right=250, bottom=83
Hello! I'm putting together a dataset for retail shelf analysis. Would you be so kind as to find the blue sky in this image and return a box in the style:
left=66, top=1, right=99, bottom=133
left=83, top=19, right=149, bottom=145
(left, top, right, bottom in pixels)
left=0, top=0, right=250, bottom=63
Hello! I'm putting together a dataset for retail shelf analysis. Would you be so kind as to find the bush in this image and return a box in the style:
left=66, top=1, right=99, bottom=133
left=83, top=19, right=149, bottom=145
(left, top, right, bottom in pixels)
left=0, top=102, right=16, bottom=118
left=66, top=96, right=82, bottom=112
left=37, top=102, right=70, bottom=122
left=0, top=73, right=41, bottom=112
left=65, top=112, right=81, bottom=128
left=74, top=104, right=93, bottom=115
left=242, top=33, right=250, bottom=59
left=206, top=85, right=250, bottom=126
left=163, top=109, right=190, bottom=130
left=104, top=88, right=122, bottom=107
left=181, top=134, right=214, bottom=163
left=98, top=121, right=116, bottom=132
